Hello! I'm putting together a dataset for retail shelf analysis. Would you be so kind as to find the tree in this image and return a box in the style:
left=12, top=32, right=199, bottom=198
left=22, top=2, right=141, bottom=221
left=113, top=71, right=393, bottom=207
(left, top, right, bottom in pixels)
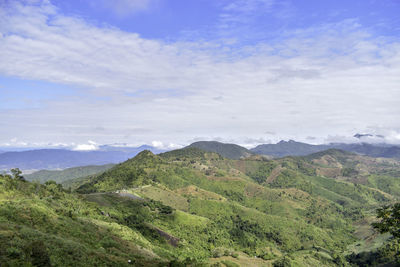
left=10, top=168, right=25, bottom=181
left=28, top=241, right=51, bottom=266
left=372, top=203, right=400, bottom=239
left=273, top=255, right=294, bottom=267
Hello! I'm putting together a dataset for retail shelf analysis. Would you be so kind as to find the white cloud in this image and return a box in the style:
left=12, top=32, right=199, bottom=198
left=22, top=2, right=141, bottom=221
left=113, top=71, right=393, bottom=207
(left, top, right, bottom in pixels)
left=324, top=128, right=400, bottom=145
left=0, top=1, right=400, bottom=146
left=72, top=140, right=99, bottom=151
left=151, top=140, right=163, bottom=148
left=150, top=141, right=183, bottom=150
left=166, top=143, right=183, bottom=149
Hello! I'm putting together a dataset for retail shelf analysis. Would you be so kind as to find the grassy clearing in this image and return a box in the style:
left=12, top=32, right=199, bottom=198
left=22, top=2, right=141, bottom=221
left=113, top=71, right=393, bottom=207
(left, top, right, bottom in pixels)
left=134, top=185, right=189, bottom=211
left=176, top=185, right=227, bottom=201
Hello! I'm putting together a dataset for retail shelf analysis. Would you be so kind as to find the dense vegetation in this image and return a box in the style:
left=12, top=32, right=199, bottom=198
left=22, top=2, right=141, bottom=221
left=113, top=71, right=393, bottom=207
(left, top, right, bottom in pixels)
left=2, top=147, right=400, bottom=266
left=0, top=174, right=166, bottom=266
left=347, top=203, right=400, bottom=266
left=373, top=203, right=400, bottom=239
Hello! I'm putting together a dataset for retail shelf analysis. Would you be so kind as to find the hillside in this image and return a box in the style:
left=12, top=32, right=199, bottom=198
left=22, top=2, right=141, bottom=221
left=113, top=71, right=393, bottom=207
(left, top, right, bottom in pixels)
left=76, top=148, right=399, bottom=265
left=24, top=164, right=115, bottom=184
left=0, top=174, right=182, bottom=266
left=2, top=148, right=399, bottom=266
left=305, top=149, right=400, bottom=198
left=187, top=141, right=254, bottom=159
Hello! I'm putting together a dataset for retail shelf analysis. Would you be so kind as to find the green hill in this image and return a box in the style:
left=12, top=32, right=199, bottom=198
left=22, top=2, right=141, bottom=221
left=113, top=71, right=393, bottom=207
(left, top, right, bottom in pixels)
left=0, top=175, right=169, bottom=266
left=24, top=164, right=115, bottom=184
left=187, top=141, right=254, bottom=159
left=2, top=148, right=399, bottom=266
left=76, top=149, right=399, bottom=263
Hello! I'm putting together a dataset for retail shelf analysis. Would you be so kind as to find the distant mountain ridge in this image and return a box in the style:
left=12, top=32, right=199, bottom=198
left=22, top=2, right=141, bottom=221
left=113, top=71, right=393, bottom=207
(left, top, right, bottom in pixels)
left=252, top=140, right=400, bottom=159
left=187, top=141, right=253, bottom=159
left=251, top=140, right=330, bottom=157
left=3, top=140, right=400, bottom=171
left=332, top=142, right=400, bottom=158
left=0, top=146, right=165, bottom=171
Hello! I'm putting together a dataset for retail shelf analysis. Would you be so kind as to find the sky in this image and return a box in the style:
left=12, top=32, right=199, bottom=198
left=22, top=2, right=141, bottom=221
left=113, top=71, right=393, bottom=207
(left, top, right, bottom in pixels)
left=1, top=0, right=400, bottom=150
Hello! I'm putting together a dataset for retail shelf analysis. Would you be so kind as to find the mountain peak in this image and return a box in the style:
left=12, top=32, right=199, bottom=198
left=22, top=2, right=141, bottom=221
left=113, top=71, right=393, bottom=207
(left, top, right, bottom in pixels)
left=353, top=133, right=385, bottom=140
left=134, top=150, right=155, bottom=158
left=354, top=133, right=373, bottom=139
left=186, top=141, right=253, bottom=159
left=128, top=150, right=159, bottom=163
left=277, top=139, right=298, bottom=144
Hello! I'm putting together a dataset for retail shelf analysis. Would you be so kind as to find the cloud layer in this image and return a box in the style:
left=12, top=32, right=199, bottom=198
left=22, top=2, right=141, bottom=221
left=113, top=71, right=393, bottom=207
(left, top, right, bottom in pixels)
left=1, top=1, right=400, bottom=147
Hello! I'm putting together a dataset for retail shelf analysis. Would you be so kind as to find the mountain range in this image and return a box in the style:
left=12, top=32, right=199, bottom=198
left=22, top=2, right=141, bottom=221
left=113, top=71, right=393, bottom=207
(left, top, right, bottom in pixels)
left=2, top=146, right=399, bottom=266
left=2, top=140, right=400, bottom=172
left=251, top=140, right=400, bottom=158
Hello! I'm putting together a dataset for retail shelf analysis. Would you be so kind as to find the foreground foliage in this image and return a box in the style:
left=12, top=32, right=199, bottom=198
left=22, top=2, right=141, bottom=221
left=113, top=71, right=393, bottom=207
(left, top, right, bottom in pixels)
left=373, top=203, right=400, bottom=239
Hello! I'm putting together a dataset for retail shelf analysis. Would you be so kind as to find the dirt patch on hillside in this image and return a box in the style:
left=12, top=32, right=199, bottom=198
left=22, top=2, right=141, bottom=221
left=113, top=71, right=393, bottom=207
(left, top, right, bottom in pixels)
left=150, top=225, right=180, bottom=247
left=265, top=165, right=282, bottom=183
left=316, top=167, right=342, bottom=178
left=312, top=155, right=343, bottom=168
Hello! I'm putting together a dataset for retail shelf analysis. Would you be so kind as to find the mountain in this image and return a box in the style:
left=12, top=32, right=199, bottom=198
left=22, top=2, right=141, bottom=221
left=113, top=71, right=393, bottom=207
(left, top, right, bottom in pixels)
left=24, top=164, right=115, bottom=184
left=187, top=141, right=254, bottom=159
left=332, top=142, right=400, bottom=158
left=0, top=146, right=164, bottom=171
left=353, top=133, right=385, bottom=140
left=2, top=147, right=399, bottom=266
left=76, top=148, right=399, bottom=265
left=354, top=133, right=374, bottom=139
left=251, top=140, right=400, bottom=159
left=251, top=140, right=329, bottom=157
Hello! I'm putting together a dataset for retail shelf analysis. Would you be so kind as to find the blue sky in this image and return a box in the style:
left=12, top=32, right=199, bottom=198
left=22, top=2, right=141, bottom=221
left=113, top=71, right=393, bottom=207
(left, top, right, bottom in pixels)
left=0, top=76, right=77, bottom=110
left=0, top=0, right=400, bottom=149
left=52, top=0, right=400, bottom=41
